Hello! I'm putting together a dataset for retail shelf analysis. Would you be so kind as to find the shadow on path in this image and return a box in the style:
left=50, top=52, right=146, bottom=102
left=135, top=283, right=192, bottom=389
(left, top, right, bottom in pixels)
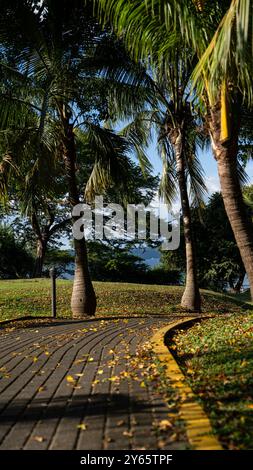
left=0, top=393, right=165, bottom=423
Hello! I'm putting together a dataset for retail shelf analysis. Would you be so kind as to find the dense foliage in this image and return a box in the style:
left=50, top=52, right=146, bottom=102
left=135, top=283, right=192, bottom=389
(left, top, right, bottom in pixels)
left=0, top=225, right=34, bottom=279
left=161, top=193, right=247, bottom=292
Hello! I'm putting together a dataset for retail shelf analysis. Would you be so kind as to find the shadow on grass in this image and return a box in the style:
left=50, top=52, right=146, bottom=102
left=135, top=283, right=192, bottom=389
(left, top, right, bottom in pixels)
left=174, top=347, right=253, bottom=366
left=0, top=314, right=191, bottom=330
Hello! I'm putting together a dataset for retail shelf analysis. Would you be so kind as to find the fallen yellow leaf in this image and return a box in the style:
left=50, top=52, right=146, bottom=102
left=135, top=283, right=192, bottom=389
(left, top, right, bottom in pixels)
left=123, top=431, right=133, bottom=438
left=158, top=419, right=173, bottom=431
left=33, top=436, right=44, bottom=442
left=117, top=420, right=125, bottom=426
left=66, top=375, right=75, bottom=383
left=109, top=376, right=119, bottom=382
left=77, top=423, right=87, bottom=431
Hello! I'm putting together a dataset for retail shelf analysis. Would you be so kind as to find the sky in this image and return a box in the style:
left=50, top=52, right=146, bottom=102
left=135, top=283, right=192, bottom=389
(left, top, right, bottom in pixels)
left=148, top=140, right=253, bottom=204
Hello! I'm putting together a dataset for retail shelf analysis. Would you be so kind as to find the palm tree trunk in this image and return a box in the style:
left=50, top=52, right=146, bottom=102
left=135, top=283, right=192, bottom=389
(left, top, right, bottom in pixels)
left=62, top=115, right=96, bottom=318
left=210, top=103, right=253, bottom=301
left=173, top=129, right=201, bottom=312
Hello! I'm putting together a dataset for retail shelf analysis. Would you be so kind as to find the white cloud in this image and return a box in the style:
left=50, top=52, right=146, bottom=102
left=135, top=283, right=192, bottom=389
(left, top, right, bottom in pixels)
left=205, top=175, right=220, bottom=195
left=150, top=191, right=180, bottom=218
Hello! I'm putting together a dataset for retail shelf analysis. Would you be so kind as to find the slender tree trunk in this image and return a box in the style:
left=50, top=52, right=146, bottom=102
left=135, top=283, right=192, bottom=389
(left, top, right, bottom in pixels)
left=33, top=237, right=47, bottom=278
left=172, top=129, right=201, bottom=312
left=62, top=113, right=96, bottom=317
left=229, top=269, right=245, bottom=293
left=31, top=211, right=48, bottom=278
left=209, top=102, right=253, bottom=301
left=234, top=271, right=245, bottom=293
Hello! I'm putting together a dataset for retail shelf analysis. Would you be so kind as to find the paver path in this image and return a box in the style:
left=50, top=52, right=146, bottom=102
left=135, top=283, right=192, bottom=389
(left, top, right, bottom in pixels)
left=0, top=316, right=186, bottom=450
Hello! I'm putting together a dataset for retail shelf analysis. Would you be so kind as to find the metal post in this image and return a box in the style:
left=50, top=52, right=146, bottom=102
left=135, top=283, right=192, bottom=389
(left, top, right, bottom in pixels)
left=49, top=267, right=57, bottom=318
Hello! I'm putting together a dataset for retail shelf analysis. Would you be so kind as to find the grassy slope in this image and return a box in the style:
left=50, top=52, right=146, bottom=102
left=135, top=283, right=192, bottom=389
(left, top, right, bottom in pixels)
left=171, top=313, right=253, bottom=450
left=0, top=279, right=249, bottom=321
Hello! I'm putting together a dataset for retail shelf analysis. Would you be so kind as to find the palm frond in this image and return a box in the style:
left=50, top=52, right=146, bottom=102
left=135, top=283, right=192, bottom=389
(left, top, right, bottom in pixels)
left=80, top=124, right=134, bottom=201
left=192, top=0, right=253, bottom=105
left=186, top=151, right=207, bottom=208
left=158, top=138, right=177, bottom=205
left=119, top=113, right=154, bottom=175
left=237, top=159, right=249, bottom=187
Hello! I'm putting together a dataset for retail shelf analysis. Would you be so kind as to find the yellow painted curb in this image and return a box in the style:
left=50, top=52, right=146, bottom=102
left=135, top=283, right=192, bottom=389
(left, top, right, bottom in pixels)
left=151, top=318, right=222, bottom=450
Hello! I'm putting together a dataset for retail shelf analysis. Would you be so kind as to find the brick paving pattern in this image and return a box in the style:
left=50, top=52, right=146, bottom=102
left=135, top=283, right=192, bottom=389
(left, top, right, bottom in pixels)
left=0, top=317, right=186, bottom=450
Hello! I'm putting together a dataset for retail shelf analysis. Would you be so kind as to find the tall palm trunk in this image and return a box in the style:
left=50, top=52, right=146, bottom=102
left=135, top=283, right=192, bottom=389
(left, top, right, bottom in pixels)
left=172, top=128, right=201, bottom=312
left=62, top=113, right=96, bottom=317
left=210, top=102, right=253, bottom=301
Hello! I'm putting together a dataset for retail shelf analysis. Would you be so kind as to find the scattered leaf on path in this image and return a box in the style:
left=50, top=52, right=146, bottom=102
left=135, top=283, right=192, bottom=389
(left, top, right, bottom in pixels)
left=33, top=436, right=44, bottom=443
left=66, top=375, right=75, bottom=383
left=77, top=423, right=87, bottom=431
left=158, top=419, right=173, bottom=431
left=117, top=420, right=125, bottom=427
left=123, top=431, right=133, bottom=438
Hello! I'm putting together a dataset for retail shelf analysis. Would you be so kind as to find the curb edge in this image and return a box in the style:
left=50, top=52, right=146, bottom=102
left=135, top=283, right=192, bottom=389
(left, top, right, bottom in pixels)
left=151, top=317, right=222, bottom=450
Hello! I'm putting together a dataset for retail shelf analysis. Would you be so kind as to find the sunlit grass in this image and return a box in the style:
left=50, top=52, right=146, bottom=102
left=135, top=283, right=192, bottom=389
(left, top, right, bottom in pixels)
left=0, top=278, right=249, bottom=322
left=172, top=313, right=253, bottom=449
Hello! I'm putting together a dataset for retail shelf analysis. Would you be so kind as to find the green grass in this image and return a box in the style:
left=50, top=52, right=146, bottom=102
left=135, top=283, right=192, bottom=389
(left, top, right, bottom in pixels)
left=0, top=278, right=250, bottom=322
left=171, top=314, right=253, bottom=449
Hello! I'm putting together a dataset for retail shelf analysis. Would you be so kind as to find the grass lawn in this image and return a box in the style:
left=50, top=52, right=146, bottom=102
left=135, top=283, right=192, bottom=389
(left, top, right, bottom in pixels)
left=171, top=313, right=253, bottom=449
left=0, top=278, right=250, bottom=322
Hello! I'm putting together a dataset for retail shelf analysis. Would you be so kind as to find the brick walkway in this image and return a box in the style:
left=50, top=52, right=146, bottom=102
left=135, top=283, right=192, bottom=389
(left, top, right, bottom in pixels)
left=0, top=317, right=187, bottom=450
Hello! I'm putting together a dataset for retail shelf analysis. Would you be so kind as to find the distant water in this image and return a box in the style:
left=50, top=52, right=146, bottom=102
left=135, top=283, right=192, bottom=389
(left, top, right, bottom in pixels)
left=131, top=246, right=160, bottom=267
left=242, top=275, right=249, bottom=291
left=59, top=246, right=161, bottom=279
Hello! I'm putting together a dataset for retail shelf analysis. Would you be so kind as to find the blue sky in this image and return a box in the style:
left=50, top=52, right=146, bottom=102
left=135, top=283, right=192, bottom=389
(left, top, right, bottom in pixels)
left=147, top=140, right=253, bottom=199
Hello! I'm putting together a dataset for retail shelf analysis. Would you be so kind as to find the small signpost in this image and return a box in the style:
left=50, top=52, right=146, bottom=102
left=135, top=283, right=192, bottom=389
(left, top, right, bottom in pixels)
left=49, top=267, right=57, bottom=318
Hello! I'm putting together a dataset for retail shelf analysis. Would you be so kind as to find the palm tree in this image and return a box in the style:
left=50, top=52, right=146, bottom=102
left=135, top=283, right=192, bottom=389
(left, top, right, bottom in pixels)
left=96, top=0, right=253, bottom=301
left=191, top=0, right=253, bottom=301
left=158, top=92, right=206, bottom=312
left=96, top=1, right=206, bottom=311
left=144, top=65, right=206, bottom=312
left=105, top=66, right=206, bottom=311
left=0, top=0, right=154, bottom=316
left=0, top=0, right=99, bottom=316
